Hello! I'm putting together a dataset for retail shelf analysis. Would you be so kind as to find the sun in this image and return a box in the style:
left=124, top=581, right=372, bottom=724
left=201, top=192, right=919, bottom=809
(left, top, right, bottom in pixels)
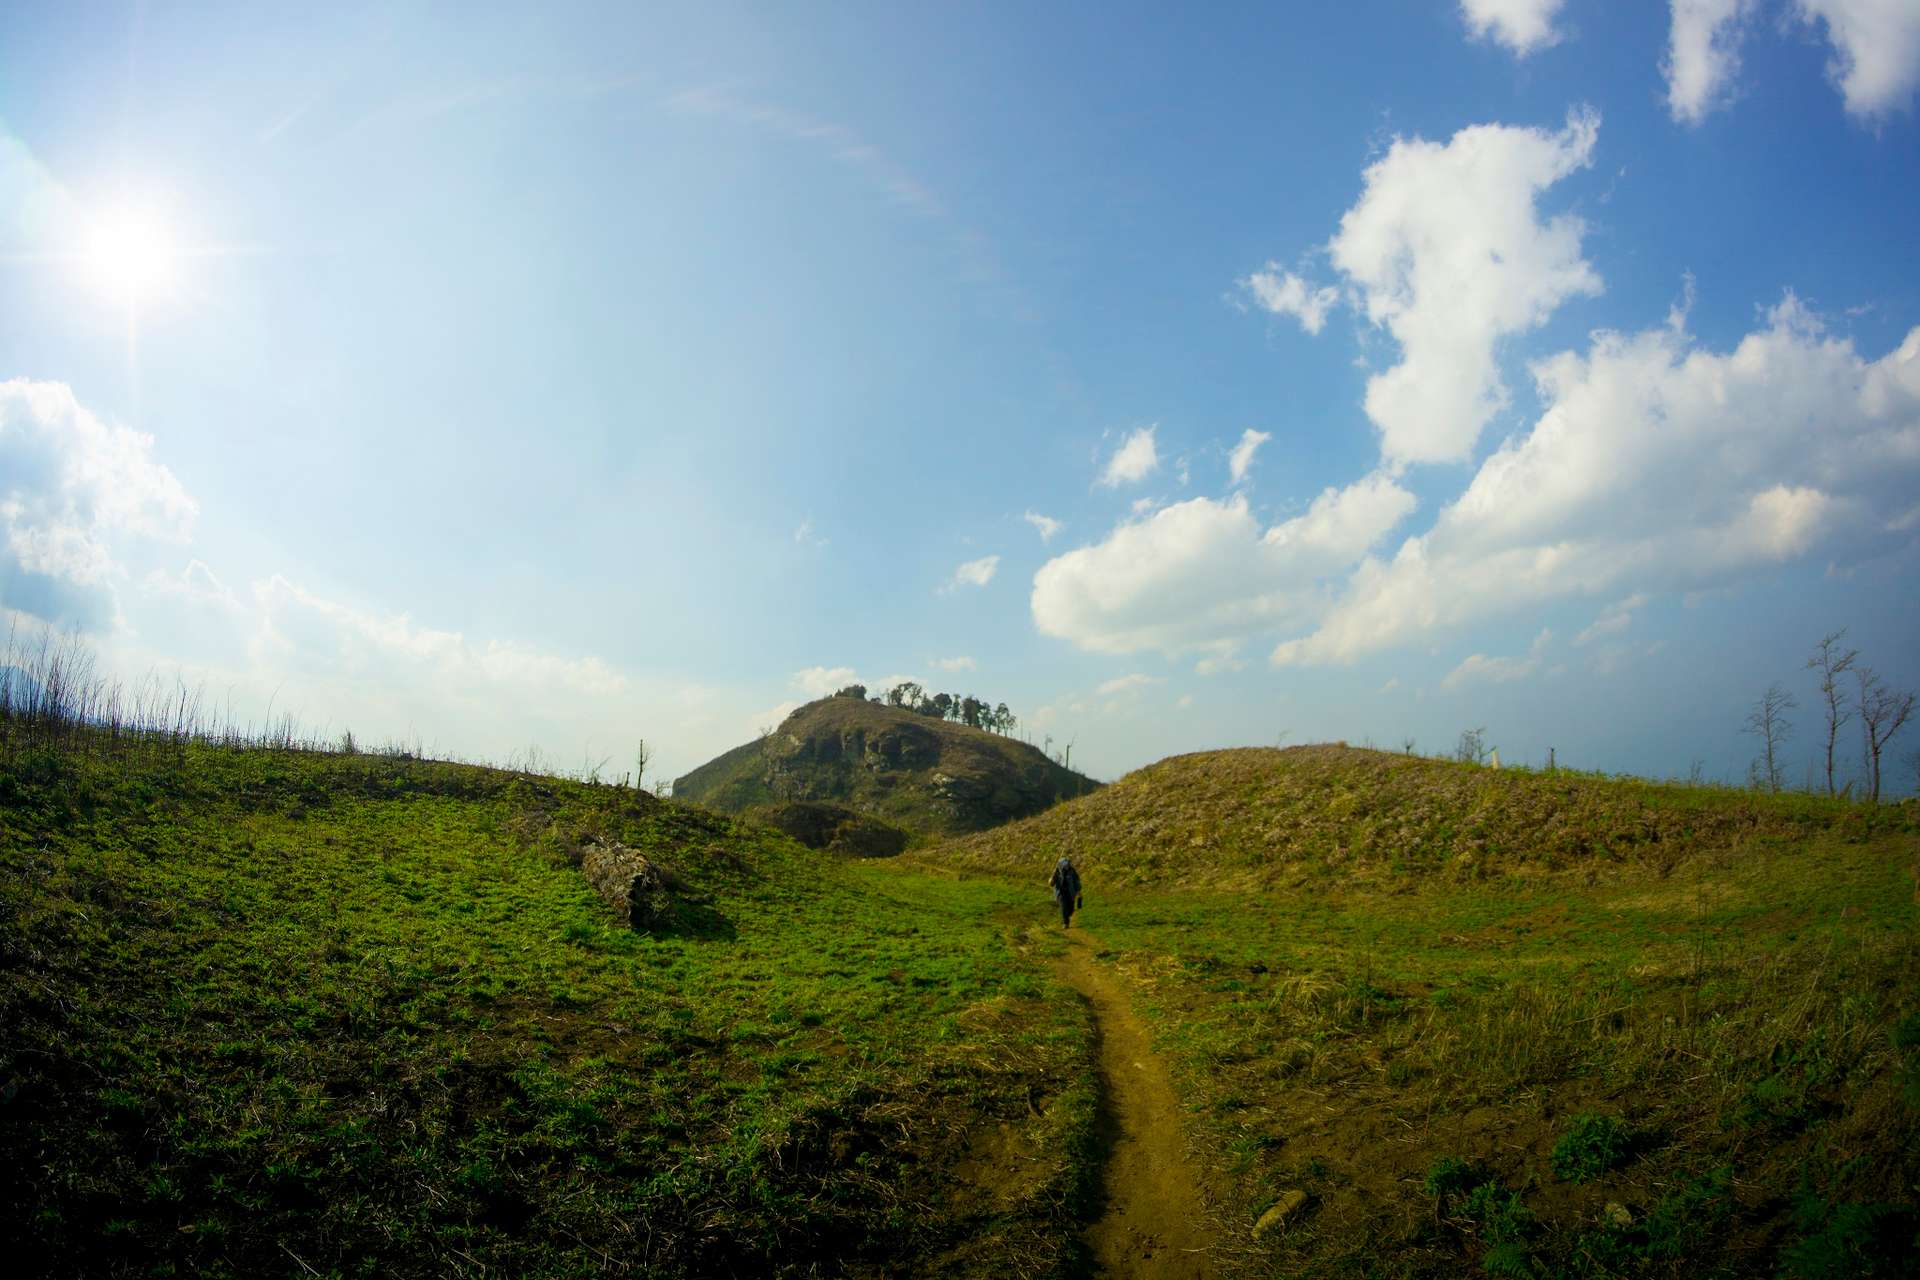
left=81, top=206, right=181, bottom=303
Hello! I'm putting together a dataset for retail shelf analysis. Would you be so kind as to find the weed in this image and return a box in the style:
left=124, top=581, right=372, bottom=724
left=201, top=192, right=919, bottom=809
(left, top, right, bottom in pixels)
left=1550, top=1113, right=1631, bottom=1183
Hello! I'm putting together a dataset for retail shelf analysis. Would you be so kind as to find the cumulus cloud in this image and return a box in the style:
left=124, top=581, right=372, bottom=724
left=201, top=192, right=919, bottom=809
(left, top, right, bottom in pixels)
left=1031, top=474, right=1415, bottom=658
left=1442, top=629, right=1552, bottom=690
left=1228, top=429, right=1272, bottom=484
left=1241, top=267, right=1340, bottom=334
left=1273, top=302, right=1920, bottom=667
left=0, top=379, right=196, bottom=616
left=1459, top=0, right=1567, bottom=56
left=252, top=575, right=629, bottom=698
left=1666, top=0, right=1756, bottom=123
left=1023, top=511, right=1064, bottom=542
left=929, top=655, right=976, bottom=672
left=1795, top=0, right=1920, bottom=118
left=1099, top=426, right=1159, bottom=487
left=945, top=554, right=1000, bottom=590
left=790, top=665, right=859, bottom=697
left=1326, top=108, right=1602, bottom=466
left=1096, top=672, right=1162, bottom=696
left=1574, top=593, right=1649, bottom=646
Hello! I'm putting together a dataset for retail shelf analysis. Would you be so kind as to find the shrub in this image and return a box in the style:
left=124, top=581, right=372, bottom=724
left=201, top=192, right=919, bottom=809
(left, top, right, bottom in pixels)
left=1550, top=1112, right=1630, bottom=1182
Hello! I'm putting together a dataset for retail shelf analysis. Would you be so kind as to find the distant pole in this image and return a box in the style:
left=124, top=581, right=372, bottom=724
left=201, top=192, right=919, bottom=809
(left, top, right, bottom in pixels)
left=1548, top=746, right=1556, bottom=772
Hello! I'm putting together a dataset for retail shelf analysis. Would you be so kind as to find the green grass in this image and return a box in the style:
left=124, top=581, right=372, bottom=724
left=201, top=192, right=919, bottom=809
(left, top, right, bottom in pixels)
left=0, top=740, right=1099, bottom=1278
left=928, top=744, right=1907, bottom=887
left=8, top=727, right=1918, bottom=1278
left=992, top=828, right=1918, bottom=1277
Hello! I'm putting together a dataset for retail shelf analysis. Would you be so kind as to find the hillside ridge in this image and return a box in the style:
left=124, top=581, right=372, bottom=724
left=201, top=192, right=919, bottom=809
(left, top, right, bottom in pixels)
left=915, top=742, right=1909, bottom=886
left=674, top=695, right=1100, bottom=841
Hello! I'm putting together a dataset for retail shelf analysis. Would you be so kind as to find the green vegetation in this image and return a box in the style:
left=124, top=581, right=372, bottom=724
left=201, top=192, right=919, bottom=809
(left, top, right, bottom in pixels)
left=672, top=696, right=1098, bottom=842
left=0, top=735, right=1098, bottom=1278
left=919, top=746, right=1920, bottom=1277
left=6, top=635, right=1917, bottom=1280
left=1550, top=1113, right=1631, bottom=1183
left=929, top=744, right=1909, bottom=886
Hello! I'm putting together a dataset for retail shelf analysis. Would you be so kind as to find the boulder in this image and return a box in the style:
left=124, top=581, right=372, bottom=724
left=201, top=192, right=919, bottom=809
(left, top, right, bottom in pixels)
left=581, top=840, right=679, bottom=930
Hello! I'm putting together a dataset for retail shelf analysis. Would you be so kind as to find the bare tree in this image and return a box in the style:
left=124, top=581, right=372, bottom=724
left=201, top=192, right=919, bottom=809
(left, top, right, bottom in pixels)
left=1453, top=727, right=1489, bottom=765
left=634, top=738, right=652, bottom=791
left=1744, top=683, right=1797, bottom=794
left=1855, top=665, right=1916, bottom=803
left=1805, top=629, right=1858, bottom=796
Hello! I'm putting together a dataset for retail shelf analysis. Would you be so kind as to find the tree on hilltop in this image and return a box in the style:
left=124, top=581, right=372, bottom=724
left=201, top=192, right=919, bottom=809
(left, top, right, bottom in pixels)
left=1855, top=665, right=1915, bottom=803
left=1806, top=630, right=1857, bottom=797
left=1744, top=683, right=1796, bottom=794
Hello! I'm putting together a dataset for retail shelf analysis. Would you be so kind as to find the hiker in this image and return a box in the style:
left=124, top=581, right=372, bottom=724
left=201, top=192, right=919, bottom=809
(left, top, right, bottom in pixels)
left=1048, top=855, right=1082, bottom=928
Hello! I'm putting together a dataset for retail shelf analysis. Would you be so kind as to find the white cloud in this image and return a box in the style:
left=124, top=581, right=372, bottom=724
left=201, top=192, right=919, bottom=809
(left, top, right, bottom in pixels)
left=1666, top=0, right=1756, bottom=123
left=1176, top=693, right=1194, bottom=709
left=1228, top=429, right=1272, bottom=484
left=1795, top=0, right=1920, bottom=118
left=1459, top=0, right=1567, bottom=56
left=929, top=655, right=977, bottom=672
left=1441, top=628, right=1552, bottom=690
left=1023, top=510, right=1064, bottom=542
left=790, top=665, right=859, bottom=697
left=1573, top=593, right=1649, bottom=646
left=252, top=575, right=629, bottom=698
left=1273, top=304, right=1920, bottom=666
left=0, top=379, right=196, bottom=594
left=793, top=517, right=826, bottom=548
left=1099, top=426, right=1159, bottom=487
left=748, top=701, right=802, bottom=736
left=1241, top=267, right=1340, bottom=334
left=1378, top=677, right=1401, bottom=694
left=1096, top=672, right=1162, bottom=696
left=1325, top=108, right=1602, bottom=466
left=945, top=554, right=1000, bottom=591
left=1031, top=475, right=1415, bottom=658
left=1194, top=642, right=1248, bottom=676
left=140, top=560, right=244, bottom=616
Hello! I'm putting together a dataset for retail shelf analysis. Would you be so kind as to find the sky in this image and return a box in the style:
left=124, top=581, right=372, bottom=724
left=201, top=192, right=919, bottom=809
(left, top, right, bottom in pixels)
left=2, top=0, right=1918, bottom=792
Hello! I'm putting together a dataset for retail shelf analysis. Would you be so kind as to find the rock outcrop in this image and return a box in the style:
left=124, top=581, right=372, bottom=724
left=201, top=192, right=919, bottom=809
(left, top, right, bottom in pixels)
left=673, top=697, right=1100, bottom=841
left=581, top=840, right=680, bottom=930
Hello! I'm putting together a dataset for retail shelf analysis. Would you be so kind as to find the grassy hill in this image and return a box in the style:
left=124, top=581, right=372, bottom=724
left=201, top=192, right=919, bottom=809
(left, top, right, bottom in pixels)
left=0, top=734, right=1100, bottom=1279
left=7, top=701, right=1915, bottom=1279
left=923, top=743, right=1906, bottom=887
left=918, top=745, right=1920, bottom=1277
left=673, top=695, right=1100, bottom=842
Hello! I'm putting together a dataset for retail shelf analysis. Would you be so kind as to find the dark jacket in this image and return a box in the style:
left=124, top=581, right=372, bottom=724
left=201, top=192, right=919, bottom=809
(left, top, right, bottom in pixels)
left=1049, top=859, right=1081, bottom=903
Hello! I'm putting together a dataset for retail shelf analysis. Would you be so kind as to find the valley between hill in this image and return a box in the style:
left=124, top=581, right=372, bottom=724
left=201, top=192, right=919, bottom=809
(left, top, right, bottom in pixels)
left=3, top=729, right=1915, bottom=1278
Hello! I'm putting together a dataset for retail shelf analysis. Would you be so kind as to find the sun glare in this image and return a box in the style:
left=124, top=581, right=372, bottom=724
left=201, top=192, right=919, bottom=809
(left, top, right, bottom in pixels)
left=81, top=207, right=180, bottom=303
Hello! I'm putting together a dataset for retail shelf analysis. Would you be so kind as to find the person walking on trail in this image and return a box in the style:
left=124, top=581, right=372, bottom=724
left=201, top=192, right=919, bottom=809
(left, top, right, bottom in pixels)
left=1049, top=856, right=1082, bottom=928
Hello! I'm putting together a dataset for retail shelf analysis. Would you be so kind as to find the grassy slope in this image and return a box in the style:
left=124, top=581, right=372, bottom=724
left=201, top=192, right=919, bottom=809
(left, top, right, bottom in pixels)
left=0, top=740, right=1099, bottom=1279
left=929, top=744, right=1898, bottom=885
left=673, top=697, right=1100, bottom=841
left=917, top=746, right=1920, bottom=1278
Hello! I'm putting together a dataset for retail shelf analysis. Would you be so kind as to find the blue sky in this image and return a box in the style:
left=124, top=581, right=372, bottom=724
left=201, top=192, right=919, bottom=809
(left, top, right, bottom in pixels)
left=3, top=1, right=1918, bottom=791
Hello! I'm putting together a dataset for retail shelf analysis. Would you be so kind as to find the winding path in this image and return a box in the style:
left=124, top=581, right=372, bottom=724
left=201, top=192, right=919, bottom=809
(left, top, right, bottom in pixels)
left=1055, top=930, right=1217, bottom=1278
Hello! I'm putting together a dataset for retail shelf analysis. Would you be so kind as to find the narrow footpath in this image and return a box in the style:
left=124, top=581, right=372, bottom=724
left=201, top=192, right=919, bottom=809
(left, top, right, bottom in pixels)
left=1055, top=930, right=1217, bottom=1279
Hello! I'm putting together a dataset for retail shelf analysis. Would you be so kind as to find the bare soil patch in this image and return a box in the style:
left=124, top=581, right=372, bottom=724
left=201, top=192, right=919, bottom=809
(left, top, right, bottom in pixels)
left=1056, top=929, right=1219, bottom=1278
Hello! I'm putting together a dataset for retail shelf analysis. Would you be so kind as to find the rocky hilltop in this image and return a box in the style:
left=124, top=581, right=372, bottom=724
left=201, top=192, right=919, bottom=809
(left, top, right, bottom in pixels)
left=673, top=695, right=1100, bottom=842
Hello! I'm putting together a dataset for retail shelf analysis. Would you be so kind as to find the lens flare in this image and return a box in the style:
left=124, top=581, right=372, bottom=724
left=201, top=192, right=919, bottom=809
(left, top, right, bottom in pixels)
left=81, top=208, right=180, bottom=302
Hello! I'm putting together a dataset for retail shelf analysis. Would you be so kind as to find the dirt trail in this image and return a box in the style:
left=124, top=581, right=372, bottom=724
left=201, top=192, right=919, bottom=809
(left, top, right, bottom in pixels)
left=1056, top=930, right=1218, bottom=1278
